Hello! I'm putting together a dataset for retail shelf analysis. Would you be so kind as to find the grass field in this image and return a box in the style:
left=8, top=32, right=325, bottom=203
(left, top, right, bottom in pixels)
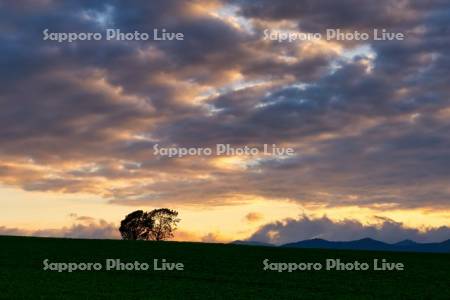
left=0, top=236, right=449, bottom=299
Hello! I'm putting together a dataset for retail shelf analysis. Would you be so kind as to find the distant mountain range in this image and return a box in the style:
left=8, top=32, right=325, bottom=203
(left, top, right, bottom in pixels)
left=232, top=238, right=450, bottom=253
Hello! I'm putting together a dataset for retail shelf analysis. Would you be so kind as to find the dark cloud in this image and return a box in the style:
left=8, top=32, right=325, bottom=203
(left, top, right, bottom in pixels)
left=230, top=0, right=428, bottom=33
left=0, top=0, right=449, bottom=214
left=248, top=215, right=450, bottom=244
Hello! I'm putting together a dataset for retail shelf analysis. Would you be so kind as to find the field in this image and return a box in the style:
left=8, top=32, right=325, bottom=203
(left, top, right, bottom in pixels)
left=0, top=236, right=449, bottom=299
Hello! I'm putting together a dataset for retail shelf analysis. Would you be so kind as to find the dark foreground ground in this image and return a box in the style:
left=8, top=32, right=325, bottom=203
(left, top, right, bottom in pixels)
left=0, top=236, right=449, bottom=299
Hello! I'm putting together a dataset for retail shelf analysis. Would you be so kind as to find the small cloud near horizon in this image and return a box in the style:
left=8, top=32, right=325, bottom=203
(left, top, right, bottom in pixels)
left=245, top=212, right=264, bottom=223
left=0, top=218, right=119, bottom=240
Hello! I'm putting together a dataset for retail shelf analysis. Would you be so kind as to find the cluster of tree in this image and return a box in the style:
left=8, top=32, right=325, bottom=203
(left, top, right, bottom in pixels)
left=119, top=208, right=180, bottom=241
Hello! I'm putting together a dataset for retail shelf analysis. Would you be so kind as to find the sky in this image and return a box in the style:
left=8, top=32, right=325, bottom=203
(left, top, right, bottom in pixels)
left=0, top=0, right=449, bottom=244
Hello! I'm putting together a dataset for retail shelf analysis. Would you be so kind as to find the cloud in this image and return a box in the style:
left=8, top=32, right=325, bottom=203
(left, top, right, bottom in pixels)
left=230, top=0, right=424, bottom=33
left=166, top=229, right=227, bottom=243
left=201, top=232, right=226, bottom=243
left=247, top=215, right=450, bottom=245
left=172, top=230, right=202, bottom=242
left=0, top=218, right=119, bottom=239
left=0, top=227, right=26, bottom=236
left=0, top=0, right=449, bottom=217
left=245, top=212, right=263, bottom=222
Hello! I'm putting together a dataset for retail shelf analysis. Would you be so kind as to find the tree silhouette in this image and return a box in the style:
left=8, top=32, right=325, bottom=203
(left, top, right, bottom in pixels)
left=119, top=209, right=180, bottom=241
left=148, top=208, right=180, bottom=241
left=119, top=210, right=153, bottom=240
